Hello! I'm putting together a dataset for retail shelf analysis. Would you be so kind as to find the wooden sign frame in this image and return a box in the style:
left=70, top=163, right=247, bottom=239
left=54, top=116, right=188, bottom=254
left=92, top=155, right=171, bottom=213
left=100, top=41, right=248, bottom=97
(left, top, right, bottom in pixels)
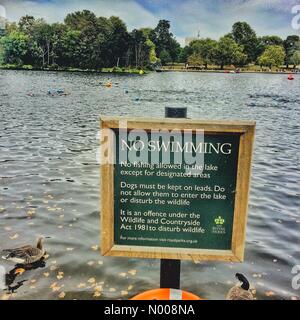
left=100, top=116, right=255, bottom=262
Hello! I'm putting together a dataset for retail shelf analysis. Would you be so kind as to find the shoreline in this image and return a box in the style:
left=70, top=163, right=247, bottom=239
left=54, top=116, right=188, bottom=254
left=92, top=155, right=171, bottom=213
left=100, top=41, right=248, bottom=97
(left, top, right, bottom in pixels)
left=0, top=65, right=298, bottom=75
left=157, top=68, right=298, bottom=74
left=0, top=65, right=147, bottom=75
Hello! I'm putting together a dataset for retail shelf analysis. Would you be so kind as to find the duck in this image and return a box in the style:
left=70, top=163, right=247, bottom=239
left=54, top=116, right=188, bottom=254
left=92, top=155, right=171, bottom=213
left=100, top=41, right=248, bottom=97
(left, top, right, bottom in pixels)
left=226, top=273, right=254, bottom=300
left=1, top=236, right=49, bottom=265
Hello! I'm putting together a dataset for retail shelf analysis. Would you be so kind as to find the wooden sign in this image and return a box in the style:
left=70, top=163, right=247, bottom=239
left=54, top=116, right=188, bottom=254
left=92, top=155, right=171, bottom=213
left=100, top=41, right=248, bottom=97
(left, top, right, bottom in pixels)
left=100, top=117, right=255, bottom=262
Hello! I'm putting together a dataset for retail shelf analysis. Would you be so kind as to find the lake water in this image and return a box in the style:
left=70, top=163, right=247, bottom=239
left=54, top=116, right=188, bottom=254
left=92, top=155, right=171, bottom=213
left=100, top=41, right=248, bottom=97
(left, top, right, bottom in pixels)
left=0, top=70, right=299, bottom=300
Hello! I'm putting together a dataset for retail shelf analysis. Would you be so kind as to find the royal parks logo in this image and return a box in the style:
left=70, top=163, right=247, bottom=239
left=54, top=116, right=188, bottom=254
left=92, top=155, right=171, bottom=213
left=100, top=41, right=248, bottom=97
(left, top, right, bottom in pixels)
left=212, top=216, right=226, bottom=234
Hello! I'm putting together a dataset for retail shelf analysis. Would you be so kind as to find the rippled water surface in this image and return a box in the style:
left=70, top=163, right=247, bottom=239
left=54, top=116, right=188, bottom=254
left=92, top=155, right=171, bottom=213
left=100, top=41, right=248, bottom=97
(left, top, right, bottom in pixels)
left=0, top=70, right=299, bottom=300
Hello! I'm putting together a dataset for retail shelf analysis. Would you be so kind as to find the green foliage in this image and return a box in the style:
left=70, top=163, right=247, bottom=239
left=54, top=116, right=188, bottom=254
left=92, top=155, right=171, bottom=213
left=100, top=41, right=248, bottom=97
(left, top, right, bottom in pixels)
left=159, top=49, right=172, bottom=65
left=284, top=35, right=300, bottom=66
left=258, top=45, right=285, bottom=67
left=212, top=36, right=247, bottom=68
left=178, top=46, right=193, bottom=63
left=231, top=21, right=258, bottom=63
left=189, top=38, right=217, bottom=68
left=150, top=20, right=180, bottom=64
left=187, top=53, right=203, bottom=67
left=146, top=39, right=158, bottom=64
left=0, top=31, right=30, bottom=65
left=290, top=50, right=300, bottom=67
left=0, top=13, right=297, bottom=71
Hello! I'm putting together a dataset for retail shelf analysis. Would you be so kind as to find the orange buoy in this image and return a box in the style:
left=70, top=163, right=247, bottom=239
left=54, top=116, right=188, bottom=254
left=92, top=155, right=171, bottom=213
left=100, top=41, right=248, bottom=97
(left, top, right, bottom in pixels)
left=288, top=73, right=294, bottom=80
left=131, top=288, right=203, bottom=300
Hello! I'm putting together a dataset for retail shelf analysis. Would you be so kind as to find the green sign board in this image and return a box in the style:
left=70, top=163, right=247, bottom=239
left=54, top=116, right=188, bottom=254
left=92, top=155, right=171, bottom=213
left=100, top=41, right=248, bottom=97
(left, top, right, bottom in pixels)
left=101, top=117, right=255, bottom=262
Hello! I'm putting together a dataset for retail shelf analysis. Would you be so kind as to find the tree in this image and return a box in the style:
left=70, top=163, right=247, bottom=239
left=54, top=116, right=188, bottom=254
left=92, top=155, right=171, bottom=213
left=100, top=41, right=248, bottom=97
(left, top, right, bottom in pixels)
left=284, top=35, right=300, bottom=67
left=106, top=16, right=130, bottom=67
left=149, top=20, right=180, bottom=64
left=64, top=10, right=98, bottom=30
left=159, top=49, right=171, bottom=65
left=0, top=30, right=30, bottom=65
left=260, top=35, right=283, bottom=46
left=178, top=46, right=193, bottom=63
left=187, top=53, right=203, bottom=68
left=146, top=38, right=158, bottom=65
left=59, top=29, right=82, bottom=67
left=258, top=45, right=285, bottom=68
left=212, top=36, right=247, bottom=69
left=130, top=29, right=148, bottom=67
left=32, top=21, right=55, bottom=67
left=291, top=50, right=300, bottom=68
left=190, top=38, right=217, bottom=68
left=231, top=21, right=258, bottom=63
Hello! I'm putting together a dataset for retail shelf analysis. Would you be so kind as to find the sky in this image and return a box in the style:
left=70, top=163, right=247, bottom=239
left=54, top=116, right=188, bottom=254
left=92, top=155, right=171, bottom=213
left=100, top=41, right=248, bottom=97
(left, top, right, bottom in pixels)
left=0, top=0, right=299, bottom=45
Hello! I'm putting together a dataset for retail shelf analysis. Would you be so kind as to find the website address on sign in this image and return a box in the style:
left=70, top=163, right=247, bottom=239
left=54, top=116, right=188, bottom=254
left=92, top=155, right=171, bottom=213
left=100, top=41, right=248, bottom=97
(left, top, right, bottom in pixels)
left=123, top=236, right=198, bottom=244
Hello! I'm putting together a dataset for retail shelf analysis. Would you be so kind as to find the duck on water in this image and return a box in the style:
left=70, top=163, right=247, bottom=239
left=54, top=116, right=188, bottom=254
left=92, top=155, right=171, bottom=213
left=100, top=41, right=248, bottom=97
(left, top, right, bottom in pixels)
left=226, top=273, right=254, bottom=300
left=1, top=236, right=50, bottom=265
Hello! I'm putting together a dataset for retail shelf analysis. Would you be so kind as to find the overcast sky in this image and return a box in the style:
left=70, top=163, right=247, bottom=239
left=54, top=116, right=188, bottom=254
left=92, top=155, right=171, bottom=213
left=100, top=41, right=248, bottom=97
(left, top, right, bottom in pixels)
left=0, top=0, right=299, bottom=45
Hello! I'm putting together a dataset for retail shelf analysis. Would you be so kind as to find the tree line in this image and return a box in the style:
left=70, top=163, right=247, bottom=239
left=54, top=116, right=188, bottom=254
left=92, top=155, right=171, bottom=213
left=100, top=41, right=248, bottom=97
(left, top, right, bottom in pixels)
left=0, top=10, right=179, bottom=70
left=0, top=10, right=299, bottom=70
left=181, top=22, right=300, bottom=69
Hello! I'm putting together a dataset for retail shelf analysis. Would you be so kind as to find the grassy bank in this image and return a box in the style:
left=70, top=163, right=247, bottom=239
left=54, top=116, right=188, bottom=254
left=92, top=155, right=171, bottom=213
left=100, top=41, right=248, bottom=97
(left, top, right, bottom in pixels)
left=0, top=64, right=148, bottom=75
left=162, top=63, right=299, bottom=73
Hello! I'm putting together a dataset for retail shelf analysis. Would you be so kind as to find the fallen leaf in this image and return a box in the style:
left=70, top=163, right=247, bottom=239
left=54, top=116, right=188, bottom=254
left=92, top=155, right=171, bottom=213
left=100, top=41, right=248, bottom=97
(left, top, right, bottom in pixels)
left=66, top=247, right=74, bottom=251
left=119, top=272, right=127, bottom=277
left=98, top=261, right=103, bottom=265
left=77, top=283, right=86, bottom=288
left=94, top=285, right=102, bottom=292
left=4, top=226, right=12, bottom=231
left=57, top=271, right=64, bottom=280
left=87, top=261, right=95, bottom=266
left=93, top=292, right=101, bottom=297
left=43, top=272, right=50, bottom=277
left=50, top=265, right=58, bottom=271
left=50, top=282, right=61, bottom=292
left=88, top=277, right=96, bottom=284
left=30, top=285, right=36, bottom=289
left=121, top=290, right=128, bottom=296
left=58, top=292, right=66, bottom=299
left=91, top=245, right=98, bottom=251
left=128, top=269, right=137, bottom=276
left=9, top=234, right=19, bottom=240
left=14, top=268, right=25, bottom=275
left=265, top=291, right=275, bottom=297
left=109, top=288, right=116, bottom=292
left=31, top=279, right=37, bottom=283
left=128, top=285, right=133, bottom=291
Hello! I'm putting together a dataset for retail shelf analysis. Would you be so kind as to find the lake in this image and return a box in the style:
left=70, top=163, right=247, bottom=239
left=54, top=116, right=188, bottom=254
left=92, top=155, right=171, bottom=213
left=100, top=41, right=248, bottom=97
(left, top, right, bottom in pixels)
left=0, top=70, right=299, bottom=300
